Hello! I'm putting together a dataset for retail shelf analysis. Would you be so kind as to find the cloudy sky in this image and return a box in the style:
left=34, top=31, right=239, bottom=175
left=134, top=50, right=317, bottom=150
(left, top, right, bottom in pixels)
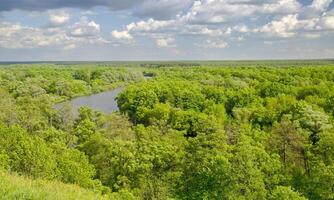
left=0, top=0, right=333, bottom=61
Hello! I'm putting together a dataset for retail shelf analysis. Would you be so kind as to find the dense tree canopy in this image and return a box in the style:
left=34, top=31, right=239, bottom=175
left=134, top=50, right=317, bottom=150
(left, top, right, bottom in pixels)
left=1, top=62, right=334, bottom=199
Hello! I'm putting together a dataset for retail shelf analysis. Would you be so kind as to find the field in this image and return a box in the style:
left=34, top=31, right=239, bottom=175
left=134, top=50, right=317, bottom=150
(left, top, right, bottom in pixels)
left=0, top=60, right=334, bottom=199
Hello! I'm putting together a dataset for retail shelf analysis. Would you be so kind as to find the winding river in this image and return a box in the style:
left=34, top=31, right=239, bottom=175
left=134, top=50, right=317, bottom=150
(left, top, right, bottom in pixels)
left=55, top=75, right=152, bottom=116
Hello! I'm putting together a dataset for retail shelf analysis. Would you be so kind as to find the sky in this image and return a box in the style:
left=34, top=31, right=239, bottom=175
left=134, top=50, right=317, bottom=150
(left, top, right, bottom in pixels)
left=0, top=0, right=333, bottom=61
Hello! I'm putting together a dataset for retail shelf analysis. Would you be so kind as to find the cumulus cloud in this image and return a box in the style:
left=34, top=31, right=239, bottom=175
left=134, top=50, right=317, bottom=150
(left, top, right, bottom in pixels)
left=112, top=15, right=235, bottom=38
left=108, top=0, right=334, bottom=47
left=320, top=13, right=334, bottom=29
left=0, top=22, right=64, bottom=48
left=256, top=10, right=334, bottom=38
left=48, top=10, right=70, bottom=26
left=182, top=25, right=231, bottom=36
left=69, top=17, right=100, bottom=37
left=298, top=0, right=333, bottom=19
left=197, top=39, right=228, bottom=48
left=256, top=14, right=299, bottom=37
left=260, top=0, right=302, bottom=14
left=126, top=18, right=176, bottom=33
left=111, top=30, right=133, bottom=40
left=310, top=0, right=333, bottom=11
left=0, top=15, right=107, bottom=49
left=111, top=18, right=179, bottom=44
left=155, top=37, right=175, bottom=47
left=182, top=0, right=301, bottom=24
left=1, top=0, right=334, bottom=52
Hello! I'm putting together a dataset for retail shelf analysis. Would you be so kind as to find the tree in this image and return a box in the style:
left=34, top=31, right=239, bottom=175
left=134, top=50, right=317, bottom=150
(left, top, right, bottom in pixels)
left=269, top=116, right=308, bottom=172
left=134, top=125, right=184, bottom=199
left=315, top=130, right=334, bottom=165
left=178, top=131, right=231, bottom=199
left=117, top=85, right=159, bottom=123
left=270, top=186, right=307, bottom=200
left=51, top=143, right=101, bottom=189
left=229, top=134, right=281, bottom=200
left=80, top=134, right=137, bottom=191
left=293, top=102, right=332, bottom=145
left=169, top=109, right=219, bottom=137
left=74, top=107, right=101, bottom=144
left=73, top=69, right=92, bottom=84
left=0, top=124, right=58, bottom=179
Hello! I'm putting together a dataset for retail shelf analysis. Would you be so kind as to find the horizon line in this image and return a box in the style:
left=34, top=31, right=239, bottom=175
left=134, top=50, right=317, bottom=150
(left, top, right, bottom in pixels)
left=0, top=58, right=334, bottom=63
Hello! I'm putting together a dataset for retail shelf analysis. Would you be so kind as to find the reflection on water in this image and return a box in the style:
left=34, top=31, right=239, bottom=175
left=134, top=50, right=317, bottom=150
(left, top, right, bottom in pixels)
left=55, top=74, right=153, bottom=116
left=55, top=87, right=124, bottom=116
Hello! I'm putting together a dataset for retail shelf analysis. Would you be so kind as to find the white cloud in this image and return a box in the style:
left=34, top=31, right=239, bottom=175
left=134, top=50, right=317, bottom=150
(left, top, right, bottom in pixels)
left=198, top=39, right=228, bottom=49
left=256, top=10, right=334, bottom=38
left=155, top=37, right=175, bottom=47
left=0, top=22, right=65, bottom=48
left=126, top=18, right=175, bottom=33
left=256, top=14, right=299, bottom=37
left=2, top=0, right=334, bottom=52
left=0, top=15, right=108, bottom=49
left=110, top=0, right=316, bottom=46
left=70, top=17, right=100, bottom=37
left=111, top=30, right=133, bottom=40
left=310, top=0, right=333, bottom=11
left=260, top=0, right=301, bottom=14
left=182, top=25, right=225, bottom=36
left=49, top=10, right=69, bottom=26
left=233, top=25, right=249, bottom=33
left=299, top=0, right=333, bottom=19
left=320, top=14, right=334, bottom=29
left=182, top=0, right=301, bottom=25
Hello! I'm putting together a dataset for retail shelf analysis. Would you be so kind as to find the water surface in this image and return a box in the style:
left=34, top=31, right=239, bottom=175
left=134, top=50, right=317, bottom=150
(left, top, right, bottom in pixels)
left=55, top=87, right=124, bottom=116
left=55, top=75, right=153, bottom=116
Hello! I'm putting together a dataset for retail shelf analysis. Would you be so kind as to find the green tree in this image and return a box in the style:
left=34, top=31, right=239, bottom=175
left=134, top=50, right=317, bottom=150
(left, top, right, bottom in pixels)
left=269, top=116, right=309, bottom=172
left=0, top=124, right=58, bottom=179
left=270, top=186, right=307, bottom=200
left=178, top=131, right=231, bottom=199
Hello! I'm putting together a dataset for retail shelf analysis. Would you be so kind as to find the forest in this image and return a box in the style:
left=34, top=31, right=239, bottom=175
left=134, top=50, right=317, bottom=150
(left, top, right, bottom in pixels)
left=0, top=61, right=334, bottom=199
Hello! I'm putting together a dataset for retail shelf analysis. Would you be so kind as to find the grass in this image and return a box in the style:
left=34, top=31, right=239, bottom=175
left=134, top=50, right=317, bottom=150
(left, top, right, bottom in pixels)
left=0, top=171, right=108, bottom=200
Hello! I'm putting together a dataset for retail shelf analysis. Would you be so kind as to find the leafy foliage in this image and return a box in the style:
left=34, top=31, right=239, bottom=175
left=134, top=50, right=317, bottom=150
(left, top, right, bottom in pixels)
left=1, top=63, right=334, bottom=199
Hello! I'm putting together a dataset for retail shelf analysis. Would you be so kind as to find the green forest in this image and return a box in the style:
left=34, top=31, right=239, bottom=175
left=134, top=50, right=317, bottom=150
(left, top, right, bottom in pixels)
left=1, top=61, right=334, bottom=199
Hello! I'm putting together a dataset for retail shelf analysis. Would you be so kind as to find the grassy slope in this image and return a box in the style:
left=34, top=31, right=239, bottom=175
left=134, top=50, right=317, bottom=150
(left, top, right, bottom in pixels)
left=0, top=171, right=108, bottom=200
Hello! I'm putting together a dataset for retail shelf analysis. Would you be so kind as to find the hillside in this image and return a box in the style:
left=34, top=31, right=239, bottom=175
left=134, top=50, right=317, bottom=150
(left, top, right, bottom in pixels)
left=0, top=171, right=109, bottom=200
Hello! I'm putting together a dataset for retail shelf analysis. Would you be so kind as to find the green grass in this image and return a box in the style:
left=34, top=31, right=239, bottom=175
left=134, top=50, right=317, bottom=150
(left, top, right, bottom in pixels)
left=0, top=171, right=108, bottom=200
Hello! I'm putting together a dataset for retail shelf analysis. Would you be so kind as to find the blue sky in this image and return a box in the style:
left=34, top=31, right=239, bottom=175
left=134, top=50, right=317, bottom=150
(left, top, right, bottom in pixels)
left=0, top=0, right=333, bottom=61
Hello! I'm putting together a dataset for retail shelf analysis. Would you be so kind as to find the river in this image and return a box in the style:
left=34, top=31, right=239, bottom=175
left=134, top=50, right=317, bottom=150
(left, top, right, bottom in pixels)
left=54, top=87, right=124, bottom=115
left=55, top=75, right=153, bottom=115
